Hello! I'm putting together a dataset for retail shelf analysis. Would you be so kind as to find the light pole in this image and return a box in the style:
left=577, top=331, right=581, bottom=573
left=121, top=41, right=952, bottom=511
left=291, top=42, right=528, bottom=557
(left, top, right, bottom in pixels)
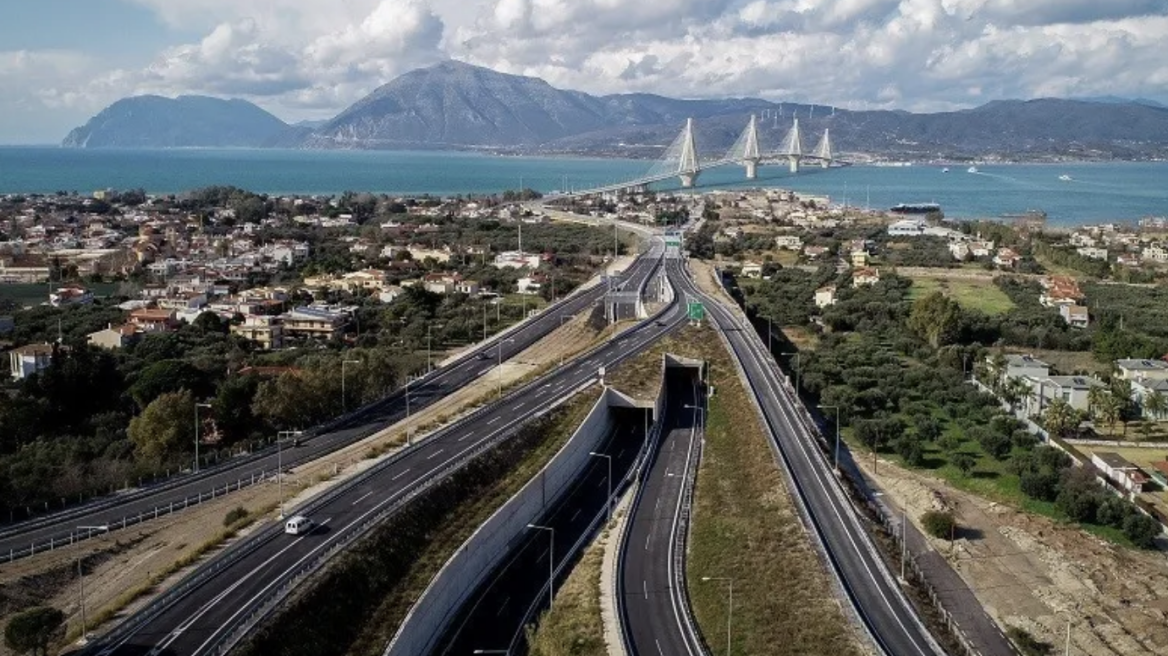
left=819, top=404, right=841, bottom=471
left=767, top=316, right=773, bottom=353
left=781, top=351, right=801, bottom=392
left=497, top=338, right=516, bottom=398
left=559, top=315, right=571, bottom=367
left=685, top=403, right=706, bottom=427
left=276, top=430, right=302, bottom=518
left=341, top=359, right=361, bottom=414
left=589, top=452, right=613, bottom=524
left=425, top=323, right=445, bottom=373
left=528, top=523, right=555, bottom=610
left=194, top=402, right=212, bottom=474
left=701, top=576, right=733, bottom=656
left=76, top=525, right=109, bottom=642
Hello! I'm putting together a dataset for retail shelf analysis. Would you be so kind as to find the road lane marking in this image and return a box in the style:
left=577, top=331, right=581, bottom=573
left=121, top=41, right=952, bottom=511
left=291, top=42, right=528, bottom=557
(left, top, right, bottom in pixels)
left=644, top=580, right=649, bottom=599
left=513, top=402, right=525, bottom=411
left=488, top=416, right=501, bottom=426
left=570, top=508, right=581, bottom=522
left=426, top=449, right=445, bottom=461
left=391, top=468, right=412, bottom=481
left=352, top=491, right=373, bottom=505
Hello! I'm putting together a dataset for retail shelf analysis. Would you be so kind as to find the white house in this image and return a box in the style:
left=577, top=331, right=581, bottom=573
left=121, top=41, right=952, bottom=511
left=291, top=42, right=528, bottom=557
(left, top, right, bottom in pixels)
left=1076, top=247, right=1109, bottom=261
left=852, top=267, right=880, bottom=287
left=815, top=286, right=837, bottom=308
left=774, top=235, right=803, bottom=250
left=1022, top=374, right=1104, bottom=415
left=1115, top=359, right=1168, bottom=383
left=8, top=343, right=54, bottom=380
left=1059, top=304, right=1089, bottom=328
left=1132, top=378, right=1168, bottom=420
left=888, top=219, right=927, bottom=237
left=1091, top=452, right=1149, bottom=494
left=740, top=261, right=764, bottom=278
left=1142, top=244, right=1168, bottom=264
left=994, top=354, right=1051, bottom=383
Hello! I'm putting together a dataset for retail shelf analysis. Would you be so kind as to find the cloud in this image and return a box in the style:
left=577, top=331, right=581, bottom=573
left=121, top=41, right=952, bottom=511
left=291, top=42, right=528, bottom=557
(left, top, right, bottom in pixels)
left=12, top=0, right=1168, bottom=135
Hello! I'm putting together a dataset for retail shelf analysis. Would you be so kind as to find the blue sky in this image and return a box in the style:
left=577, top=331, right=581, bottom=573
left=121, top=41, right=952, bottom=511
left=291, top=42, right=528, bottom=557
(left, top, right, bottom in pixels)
left=2, top=0, right=1167, bottom=145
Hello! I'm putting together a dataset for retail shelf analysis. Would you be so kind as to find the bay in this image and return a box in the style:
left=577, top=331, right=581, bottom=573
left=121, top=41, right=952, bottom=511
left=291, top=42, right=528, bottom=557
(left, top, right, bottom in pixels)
left=0, top=146, right=1165, bottom=227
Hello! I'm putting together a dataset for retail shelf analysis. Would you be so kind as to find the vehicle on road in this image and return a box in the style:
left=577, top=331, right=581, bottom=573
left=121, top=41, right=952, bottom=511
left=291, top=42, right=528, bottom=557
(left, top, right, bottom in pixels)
left=284, top=515, right=314, bottom=535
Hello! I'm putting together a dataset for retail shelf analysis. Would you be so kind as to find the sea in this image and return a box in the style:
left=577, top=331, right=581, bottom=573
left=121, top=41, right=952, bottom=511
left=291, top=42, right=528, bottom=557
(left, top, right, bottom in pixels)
left=1, top=147, right=1166, bottom=228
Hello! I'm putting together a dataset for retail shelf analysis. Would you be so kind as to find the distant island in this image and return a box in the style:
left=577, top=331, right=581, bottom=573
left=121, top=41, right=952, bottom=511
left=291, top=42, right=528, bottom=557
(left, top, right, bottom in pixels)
left=63, top=61, right=1168, bottom=161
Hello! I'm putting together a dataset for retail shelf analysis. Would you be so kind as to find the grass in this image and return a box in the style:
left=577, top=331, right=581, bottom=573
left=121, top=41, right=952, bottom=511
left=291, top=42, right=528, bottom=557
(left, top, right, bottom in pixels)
left=525, top=528, right=608, bottom=656
left=907, top=275, right=1015, bottom=315
left=1001, top=346, right=1109, bottom=377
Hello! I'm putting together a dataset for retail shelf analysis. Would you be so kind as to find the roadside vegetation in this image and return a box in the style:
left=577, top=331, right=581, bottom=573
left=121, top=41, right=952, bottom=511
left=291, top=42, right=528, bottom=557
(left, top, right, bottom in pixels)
left=235, top=389, right=601, bottom=656
left=525, top=528, right=608, bottom=656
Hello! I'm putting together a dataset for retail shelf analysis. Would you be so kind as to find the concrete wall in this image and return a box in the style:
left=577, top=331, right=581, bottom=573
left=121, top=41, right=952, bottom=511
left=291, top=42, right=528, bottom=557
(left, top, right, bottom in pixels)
left=383, top=387, right=622, bottom=656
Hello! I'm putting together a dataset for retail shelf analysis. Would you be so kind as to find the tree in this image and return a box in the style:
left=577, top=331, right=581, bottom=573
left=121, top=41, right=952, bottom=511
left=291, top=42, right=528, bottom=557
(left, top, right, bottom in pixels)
left=129, top=360, right=204, bottom=410
left=913, top=414, right=943, bottom=442
left=4, top=606, right=65, bottom=656
left=1143, top=390, right=1168, bottom=422
left=921, top=510, right=957, bottom=539
left=907, top=291, right=963, bottom=349
left=894, top=435, right=925, bottom=467
left=1001, top=377, right=1030, bottom=413
left=952, top=452, right=977, bottom=477
left=1122, top=513, right=1162, bottom=549
left=1041, top=398, right=1077, bottom=438
left=213, top=376, right=259, bottom=444
left=128, top=390, right=196, bottom=465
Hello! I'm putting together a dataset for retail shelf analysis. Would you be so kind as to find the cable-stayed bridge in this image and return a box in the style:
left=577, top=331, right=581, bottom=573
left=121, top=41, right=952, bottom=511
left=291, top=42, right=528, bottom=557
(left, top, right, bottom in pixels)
left=549, top=114, right=839, bottom=198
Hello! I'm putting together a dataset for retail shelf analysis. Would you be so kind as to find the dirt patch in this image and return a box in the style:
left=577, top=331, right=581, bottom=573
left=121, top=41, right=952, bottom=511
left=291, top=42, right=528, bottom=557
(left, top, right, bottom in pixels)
left=689, top=260, right=748, bottom=323
left=862, top=456, right=1168, bottom=656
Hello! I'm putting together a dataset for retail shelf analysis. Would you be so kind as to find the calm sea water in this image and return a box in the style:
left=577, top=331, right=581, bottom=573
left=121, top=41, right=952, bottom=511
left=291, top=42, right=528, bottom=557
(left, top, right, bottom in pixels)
left=1, top=147, right=1165, bottom=227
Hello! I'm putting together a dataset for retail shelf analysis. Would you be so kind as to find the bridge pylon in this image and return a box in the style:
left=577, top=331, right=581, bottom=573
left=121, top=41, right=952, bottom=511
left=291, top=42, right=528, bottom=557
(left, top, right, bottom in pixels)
left=742, top=114, right=762, bottom=179
left=779, top=118, right=804, bottom=173
left=812, top=128, right=833, bottom=168
left=678, top=118, right=700, bottom=188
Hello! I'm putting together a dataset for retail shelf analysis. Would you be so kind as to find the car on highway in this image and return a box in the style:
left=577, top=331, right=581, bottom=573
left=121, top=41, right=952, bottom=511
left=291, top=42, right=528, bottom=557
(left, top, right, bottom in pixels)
left=284, top=515, right=315, bottom=535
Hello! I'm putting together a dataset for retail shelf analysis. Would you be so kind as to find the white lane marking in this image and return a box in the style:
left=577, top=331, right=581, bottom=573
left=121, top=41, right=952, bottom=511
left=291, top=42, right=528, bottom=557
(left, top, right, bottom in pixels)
left=656, top=639, right=666, bottom=656
left=426, top=448, right=445, bottom=461
left=479, top=367, right=492, bottom=376
left=644, top=580, right=649, bottom=599
left=513, top=402, right=525, bottom=411
left=391, top=468, right=412, bottom=481
left=570, top=508, right=581, bottom=522
left=352, top=491, right=373, bottom=505
left=488, top=416, right=501, bottom=426
left=497, top=597, right=510, bottom=616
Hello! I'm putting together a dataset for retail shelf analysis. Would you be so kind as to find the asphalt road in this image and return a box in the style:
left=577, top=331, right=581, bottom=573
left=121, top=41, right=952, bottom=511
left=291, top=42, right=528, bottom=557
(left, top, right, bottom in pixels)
left=0, top=249, right=663, bottom=563
left=674, top=263, right=944, bottom=656
left=619, top=367, right=705, bottom=656
left=81, top=252, right=686, bottom=656
left=433, top=411, right=647, bottom=656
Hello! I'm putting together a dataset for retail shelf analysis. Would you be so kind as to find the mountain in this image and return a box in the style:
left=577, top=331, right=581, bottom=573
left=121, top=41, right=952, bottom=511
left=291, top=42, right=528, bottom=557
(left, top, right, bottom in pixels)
left=1074, top=95, right=1167, bottom=109
left=62, top=95, right=288, bottom=148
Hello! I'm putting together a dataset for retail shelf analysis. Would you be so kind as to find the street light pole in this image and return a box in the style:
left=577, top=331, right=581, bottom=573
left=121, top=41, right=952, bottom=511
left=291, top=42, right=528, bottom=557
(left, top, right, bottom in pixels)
left=341, top=359, right=360, bottom=414
left=701, top=576, right=733, bottom=656
left=276, top=430, right=302, bottom=518
left=76, top=525, right=108, bottom=641
left=528, top=524, right=555, bottom=610
left=194, top=402, right=212, bottom=474
left=819, top=404, right=841, bottom=471
left=589, top=452, right=613, bottom=524
left=559, top=315, right=570, bottom=367
left=781, top=351, right=802, bottom=392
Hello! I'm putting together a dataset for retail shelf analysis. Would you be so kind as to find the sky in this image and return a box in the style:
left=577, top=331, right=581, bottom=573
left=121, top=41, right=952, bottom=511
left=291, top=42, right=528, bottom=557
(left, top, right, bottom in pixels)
left=2, top=0, right=1168, bottom=144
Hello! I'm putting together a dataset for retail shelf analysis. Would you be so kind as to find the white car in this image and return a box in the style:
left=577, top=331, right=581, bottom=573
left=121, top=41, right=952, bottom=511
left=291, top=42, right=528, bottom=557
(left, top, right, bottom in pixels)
left=284, top=515, right=315, bottom=535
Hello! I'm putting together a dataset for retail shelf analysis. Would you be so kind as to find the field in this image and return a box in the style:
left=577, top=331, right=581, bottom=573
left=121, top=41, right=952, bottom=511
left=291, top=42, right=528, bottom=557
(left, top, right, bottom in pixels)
left=907, top=275, right=1016, bottom=315
left=0, top=282, right=122, bottom=307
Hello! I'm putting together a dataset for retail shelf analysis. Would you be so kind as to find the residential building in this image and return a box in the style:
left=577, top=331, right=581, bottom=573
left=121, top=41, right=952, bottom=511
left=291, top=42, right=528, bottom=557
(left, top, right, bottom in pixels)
left=1040, top=276, right=1085, bottom=308
left=492, top=251, right=541, bottom=270
left=339, top=269, right=389, bottom=292
left=1132, top=378, right=1168, bottom=420
left=850, top=249, right=870, bottom=268
left=774, top=235, right=803, bottom=250
left=1142, top=244, right=1168, bottom=264
left=281, top=307, right=347, bottom=341
left=129, top=308, right=179, bottom=332
left=888, top=219, right=926, bottom=237
left=231, top=316, right=284, bottom=350
left=9, top=343, right=53, bottom=380
left=423, top=272, right=461, bottom=295
left=803, top=245, right=829, bottom=260
left=1059, top=304, right=1089, bottom=328
left=995, top=354, right=1051, bottom=382
left=993, top=248, right=1021, bottom=268
left=1076, top=246, right=1109, bottom=260
left=740, top=261, right=763, bottom=278
left=948, top=242, right=971, bottom=260
left=1116, top=254, right=1142, bottom=267
left=852, top=267, right=880, bottom=287
left=1022, top=374, right=1104, bottom=415
left=50, top=286, right=93, bottom=307
left=1115, top=359, right=1168, bottom=383
left=814, top=286, right=837, bottom=308
left=456, top=280, right=481, bottom=296
left=379, top=286, right=405, bottom=304
left=87, top=324, right=139, bottom=350
left=1091, top=452, right=1149, bottom=494
left=517, top=276, right=543, bottom=295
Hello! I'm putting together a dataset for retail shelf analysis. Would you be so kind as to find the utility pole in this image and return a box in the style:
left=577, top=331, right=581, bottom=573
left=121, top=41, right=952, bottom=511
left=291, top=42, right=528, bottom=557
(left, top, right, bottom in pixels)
left=194, top=402, right=212, bottom=473
left=528, top=524, right=555, bottom=610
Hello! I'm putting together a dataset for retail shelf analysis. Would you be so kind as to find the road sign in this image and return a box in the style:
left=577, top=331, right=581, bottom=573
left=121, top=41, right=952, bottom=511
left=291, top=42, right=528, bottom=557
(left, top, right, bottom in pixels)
left=687, top=301, right=705, bottom=322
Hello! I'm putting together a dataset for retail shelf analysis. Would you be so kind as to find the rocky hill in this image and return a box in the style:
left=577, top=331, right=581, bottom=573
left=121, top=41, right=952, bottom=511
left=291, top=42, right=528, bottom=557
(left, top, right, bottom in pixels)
left=62, top=95, right=288, bottom=148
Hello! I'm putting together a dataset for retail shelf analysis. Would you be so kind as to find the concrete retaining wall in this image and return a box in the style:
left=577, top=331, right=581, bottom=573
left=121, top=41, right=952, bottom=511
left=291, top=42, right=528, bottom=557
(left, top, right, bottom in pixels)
left=383, top=387, right=621, bottom=656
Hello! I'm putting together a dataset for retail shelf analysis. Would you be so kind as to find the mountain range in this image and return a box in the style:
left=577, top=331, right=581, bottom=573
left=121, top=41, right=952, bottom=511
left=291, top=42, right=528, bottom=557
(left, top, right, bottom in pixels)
left=62, top=61, right=1168, bottom=160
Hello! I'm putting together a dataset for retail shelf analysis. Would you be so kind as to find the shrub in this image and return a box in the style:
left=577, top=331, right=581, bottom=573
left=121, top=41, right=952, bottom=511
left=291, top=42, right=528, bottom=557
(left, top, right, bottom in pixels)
left=1006, top=626, right=1053, bottom=656
left=1019, top=470, right=1060, bottom=502
left=4, top=606, right=65, bottom=656
left=921, top=510, right=957, bottom=539
left=224, top=506, right=249, bottom=527
left=1122, top=513, right=1163, bottom=549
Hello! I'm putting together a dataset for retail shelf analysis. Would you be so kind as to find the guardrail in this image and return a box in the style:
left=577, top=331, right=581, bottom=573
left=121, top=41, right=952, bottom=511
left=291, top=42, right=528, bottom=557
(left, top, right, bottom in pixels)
left=83, top=258, right=680, bottom=655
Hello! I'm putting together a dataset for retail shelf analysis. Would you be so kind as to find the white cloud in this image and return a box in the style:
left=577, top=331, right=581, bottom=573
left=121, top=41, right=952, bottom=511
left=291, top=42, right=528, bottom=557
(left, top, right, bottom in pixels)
left=10, top=0, right=1168, bottom=137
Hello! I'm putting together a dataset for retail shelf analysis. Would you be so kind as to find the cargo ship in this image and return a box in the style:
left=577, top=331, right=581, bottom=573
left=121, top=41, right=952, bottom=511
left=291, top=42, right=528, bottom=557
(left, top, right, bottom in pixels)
left=890, top=202, right=942, bottom=215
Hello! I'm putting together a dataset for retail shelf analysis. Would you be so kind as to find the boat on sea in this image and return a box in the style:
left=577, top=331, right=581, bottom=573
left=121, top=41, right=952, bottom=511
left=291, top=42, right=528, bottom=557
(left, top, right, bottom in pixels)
left=1059, top=174, right=1073, bottom=181
left=890, top=202, right=942, bottom=215
left=967, top=166, right=979, bottom=174
left=941, top=167, right=950, bottom=173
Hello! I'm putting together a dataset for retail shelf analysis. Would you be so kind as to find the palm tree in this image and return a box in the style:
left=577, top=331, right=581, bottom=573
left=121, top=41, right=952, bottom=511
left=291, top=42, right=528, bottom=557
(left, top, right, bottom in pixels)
left=990, top=352, right=1008, bottom=392
left=1143, top=390, right=1168, bottom=423
left=1043, top=398, right=1076, bottom=438
left=1097, top=393, right=1122, bottom=436
left=1002, top=377, right=1030, bottom=413
left=1110, top=378, right=1135, bottom=436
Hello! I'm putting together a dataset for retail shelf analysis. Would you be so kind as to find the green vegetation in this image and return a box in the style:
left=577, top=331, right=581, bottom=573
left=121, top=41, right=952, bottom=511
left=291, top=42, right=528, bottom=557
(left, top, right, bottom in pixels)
left=1006, top=626, right=1054, bottom=656
left=525, top=529, right=607, bottom=656
left=921, top=510, right=957, bottom=539
left=907, top=276, right=1015, bottom=316
left=223, top=506, right=249, bottom=527
left=236, top=390, right=600, bottom=656
left=3, top=606, right=64, bottom=656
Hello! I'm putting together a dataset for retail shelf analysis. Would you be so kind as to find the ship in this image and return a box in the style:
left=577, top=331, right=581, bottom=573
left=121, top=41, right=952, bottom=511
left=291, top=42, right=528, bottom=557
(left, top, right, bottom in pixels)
left=1059, top=174, right=1073, bottom=181
left=890, top=202, right=942, bottom=215
left=967, top=166, right=979, bottom=174
left=941, top=167, right=950, bottom=173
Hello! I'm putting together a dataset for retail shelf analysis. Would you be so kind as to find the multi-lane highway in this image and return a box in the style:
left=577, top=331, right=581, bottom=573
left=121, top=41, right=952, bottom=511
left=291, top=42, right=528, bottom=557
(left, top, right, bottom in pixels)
left=433, top=415, right=646, bottom=655
left=80, top=250, right=684, bottom=656
left=0, top=248, right=663, bottom=563
left=619, top=367, right=705, bottom=656
left=674, top=263, right=944, bottom=656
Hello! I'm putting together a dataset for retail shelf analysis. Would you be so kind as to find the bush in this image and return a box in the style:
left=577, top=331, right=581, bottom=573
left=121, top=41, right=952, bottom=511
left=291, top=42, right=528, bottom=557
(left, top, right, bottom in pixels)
left=1006, top=626, right=1053, bottom=656
left=224, top=506, right=249, bottom=527
left=4, top=606, right=65, bottom=656
left=1019, top=470, right=1060, bottom=502
left=1122, top=513, right=1163, bottom=549
left=921, top=510, right=957, bottom=539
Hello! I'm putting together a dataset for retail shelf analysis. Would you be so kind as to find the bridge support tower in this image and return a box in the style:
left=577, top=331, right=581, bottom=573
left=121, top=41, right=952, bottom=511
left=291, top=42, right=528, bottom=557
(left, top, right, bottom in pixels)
left=678, top=118, right=700, bottom=188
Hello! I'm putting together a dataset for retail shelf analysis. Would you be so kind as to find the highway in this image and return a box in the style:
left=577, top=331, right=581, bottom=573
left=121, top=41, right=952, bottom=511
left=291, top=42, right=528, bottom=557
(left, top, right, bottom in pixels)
left=673, top=263, right=944, bottom=656
left=80, top=252, right=685, bottom=656
left=618, top=367, right=705, bottom=656
left=0, top=248, right=663, bottom=563
left=432, top=414, right=646, bottom=655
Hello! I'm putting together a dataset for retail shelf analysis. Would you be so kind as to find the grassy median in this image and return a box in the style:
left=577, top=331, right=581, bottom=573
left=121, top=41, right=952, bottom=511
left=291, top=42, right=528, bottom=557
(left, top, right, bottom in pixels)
left=525, top=529, right=609, bottom=656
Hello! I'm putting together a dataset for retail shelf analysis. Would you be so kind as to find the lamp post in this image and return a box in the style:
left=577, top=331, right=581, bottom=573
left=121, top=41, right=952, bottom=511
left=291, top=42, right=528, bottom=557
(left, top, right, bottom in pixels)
left=76, top=525, right=109, bottom=642
left=497, top=338, right=516, bottom=398
left=425, top=323, right=445, bottom=373
left=559, top=315, right=571, bottom=367
left=528, top=523, right=555, bottom=610
left=818, top=404, right=841, bottom=471
left=276, top=430, right=302, bottom=518
left=589, top=452, right=613, bottom=524
left=781, top=351, right=801, bottom=392
left=194, top=402, right=212, bottom=474
left=701, top=576, right=733, bottom=656
left=341, top=359, right=361, bottom=414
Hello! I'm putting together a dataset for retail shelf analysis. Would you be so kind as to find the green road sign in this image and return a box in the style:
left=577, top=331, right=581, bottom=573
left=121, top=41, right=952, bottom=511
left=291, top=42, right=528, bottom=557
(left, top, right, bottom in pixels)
left=687, top=301, right=705, bottom=322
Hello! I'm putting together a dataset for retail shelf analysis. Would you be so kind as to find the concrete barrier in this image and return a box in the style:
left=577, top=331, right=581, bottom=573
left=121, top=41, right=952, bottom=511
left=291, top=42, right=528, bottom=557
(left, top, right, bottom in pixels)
left=383, top=388, right=621, bottom=656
